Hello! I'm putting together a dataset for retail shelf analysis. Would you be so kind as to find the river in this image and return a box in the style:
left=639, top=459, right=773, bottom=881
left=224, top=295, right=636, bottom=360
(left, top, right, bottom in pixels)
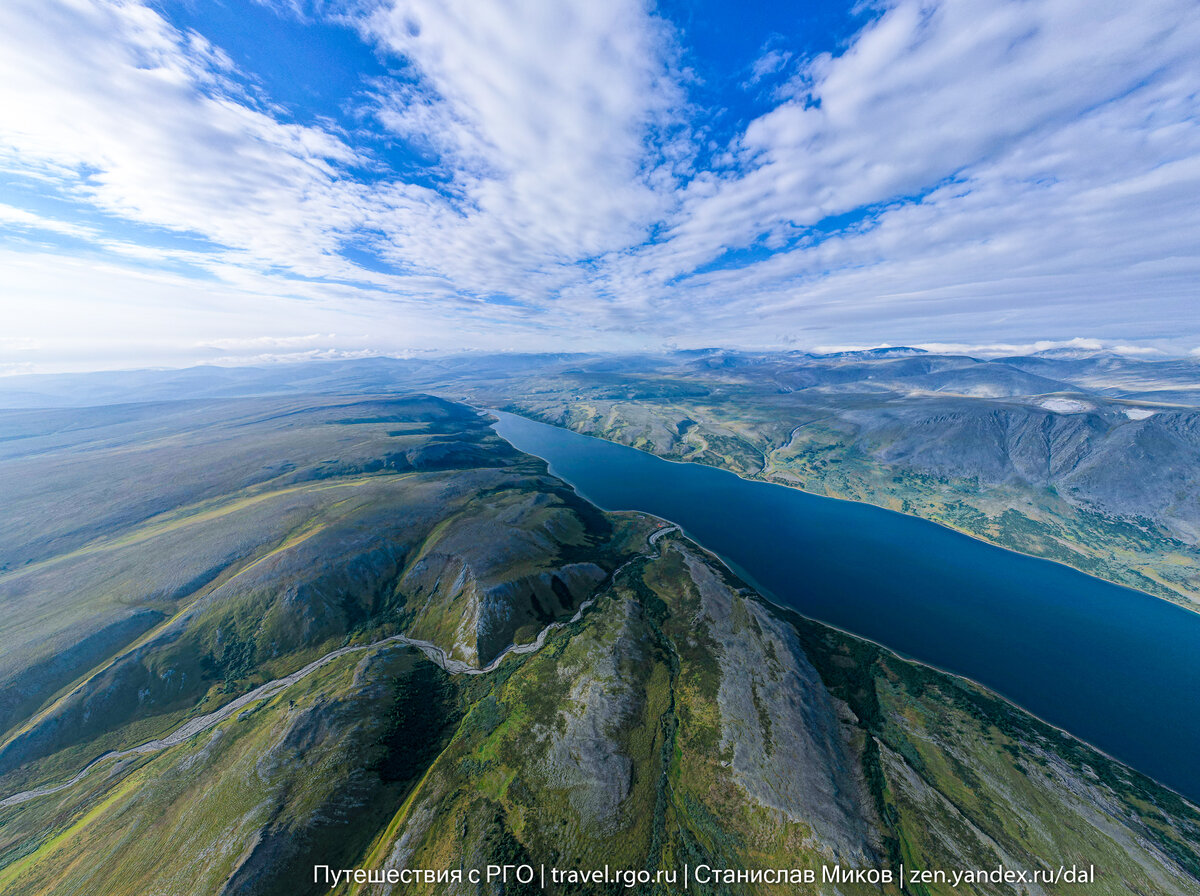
left=491, top=411, right=1200, bottom=803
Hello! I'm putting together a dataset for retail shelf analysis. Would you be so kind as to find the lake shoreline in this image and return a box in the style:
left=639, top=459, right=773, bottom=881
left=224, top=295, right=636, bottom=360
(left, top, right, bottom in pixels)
left=480, top=404, right=1197, bottom=615
left=489, top=408, right=1200, bottom=804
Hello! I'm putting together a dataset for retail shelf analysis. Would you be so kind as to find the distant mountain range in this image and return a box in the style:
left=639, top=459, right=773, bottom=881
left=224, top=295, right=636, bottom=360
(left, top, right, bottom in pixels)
left=3, top=349, right=1197, bottom=608
left=461, top=350, right=1200, bottom=607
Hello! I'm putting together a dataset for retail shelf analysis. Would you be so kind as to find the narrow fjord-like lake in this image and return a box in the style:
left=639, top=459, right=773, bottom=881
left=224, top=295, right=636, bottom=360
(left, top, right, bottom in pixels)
left=492, top=411, right=1200, bottom=803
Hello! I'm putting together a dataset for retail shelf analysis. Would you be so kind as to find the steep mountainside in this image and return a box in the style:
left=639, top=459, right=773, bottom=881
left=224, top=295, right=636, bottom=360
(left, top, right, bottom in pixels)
left=3, top=351, right=1198, bottom=606
left=0, top=396, right=617, bottom=787
left=1, top=394, right=1197, bottom=895
left=476, top=351, right=1200, bottom=607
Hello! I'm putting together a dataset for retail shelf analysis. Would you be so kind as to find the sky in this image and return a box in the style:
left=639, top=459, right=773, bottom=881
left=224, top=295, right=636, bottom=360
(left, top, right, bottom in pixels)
left=0, top=0, right=1198, bottom=373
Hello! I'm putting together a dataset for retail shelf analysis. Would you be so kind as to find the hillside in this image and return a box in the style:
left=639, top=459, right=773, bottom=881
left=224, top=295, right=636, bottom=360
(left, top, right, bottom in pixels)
left=0, top=394, right=1197, bottom=895
left=474, top=351, right=1200, bottom=608
left=5, top=351, right=1199, bottom=605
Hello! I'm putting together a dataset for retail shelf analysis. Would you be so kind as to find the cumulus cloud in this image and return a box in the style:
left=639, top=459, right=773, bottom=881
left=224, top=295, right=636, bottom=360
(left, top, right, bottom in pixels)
left=604, top=0, right=1200, bottom=342
left=911, top=339, right=1160, bottom=357
left=207, top=348, right=386, bottom=365
left=0, top=0, right=1198, bottom=370
left=355, top=0, right=686, bottom=296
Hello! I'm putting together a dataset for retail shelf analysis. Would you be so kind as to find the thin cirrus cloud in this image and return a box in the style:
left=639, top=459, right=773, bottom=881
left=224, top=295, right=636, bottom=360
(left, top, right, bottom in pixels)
left=0, top=0, right=1197, bottom=373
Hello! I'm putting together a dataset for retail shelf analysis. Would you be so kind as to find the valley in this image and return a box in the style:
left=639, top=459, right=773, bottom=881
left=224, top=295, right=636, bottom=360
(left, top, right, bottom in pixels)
left=456, top=349, right=1200, bottom=610
left=0, top=388, right=1197, bottom=894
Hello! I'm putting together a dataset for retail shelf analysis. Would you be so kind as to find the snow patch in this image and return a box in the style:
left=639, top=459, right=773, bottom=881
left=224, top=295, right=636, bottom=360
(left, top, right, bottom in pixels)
left=1039, top=398, right=1094, bottom=414
left=1123, top=407, right=1158, bottom=420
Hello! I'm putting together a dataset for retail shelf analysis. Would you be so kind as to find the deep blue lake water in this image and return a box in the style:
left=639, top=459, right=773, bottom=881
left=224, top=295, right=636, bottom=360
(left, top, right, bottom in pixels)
left=492, top=411, right=1200, bottom=803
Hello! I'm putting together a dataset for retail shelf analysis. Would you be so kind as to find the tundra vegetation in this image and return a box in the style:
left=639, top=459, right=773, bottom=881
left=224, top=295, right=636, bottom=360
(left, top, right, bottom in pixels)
left=0, top=389, right=1197, bottom=895
left=465, top=349, right=1200, bottom=610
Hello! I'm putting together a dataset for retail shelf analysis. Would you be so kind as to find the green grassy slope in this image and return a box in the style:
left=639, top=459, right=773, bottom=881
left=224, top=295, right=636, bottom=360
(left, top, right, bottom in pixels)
left=0, top=396, right=619, bottom=790
left=346, top=533, right=1199, bottom=896
left=1, top=394, right=1197, bottom=895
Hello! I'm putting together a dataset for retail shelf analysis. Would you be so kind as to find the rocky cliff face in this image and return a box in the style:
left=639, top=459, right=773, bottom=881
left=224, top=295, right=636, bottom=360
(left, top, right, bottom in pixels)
left=349, top=529, right=1200, bottom=896
left=839, top=403, right=1200, bottom=539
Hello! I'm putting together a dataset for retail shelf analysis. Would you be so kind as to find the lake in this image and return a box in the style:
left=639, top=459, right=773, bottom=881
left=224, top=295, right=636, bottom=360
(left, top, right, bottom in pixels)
left=492, top=411, right=1200, bottom=803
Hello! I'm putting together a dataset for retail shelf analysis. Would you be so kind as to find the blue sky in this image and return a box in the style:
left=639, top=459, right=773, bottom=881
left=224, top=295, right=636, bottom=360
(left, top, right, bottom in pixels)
left=0, top=0, right=1198, bottom=372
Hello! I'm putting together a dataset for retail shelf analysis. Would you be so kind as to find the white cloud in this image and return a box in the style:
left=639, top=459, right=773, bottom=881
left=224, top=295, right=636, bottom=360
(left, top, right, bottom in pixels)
left=595, top=0, right=1200, bottom=346
left=746, top=48, right=793, bottom=85
left=199, top=334, right=339, bottom=351
left=0, top=0, right=375, bottom=281
left=0, top=337, right=42, bottom=352
left=208, top=348, right=385, bottom=365
left=356, top=0, right=686, bottom=296
left=0, top=204, right=96, bottom=240
left=709, top=0, right=1191, bottom=253
left=0, top=0, right=1198, bottom=369
left=0, top=246, right=551, bottom=373
left=911, top=339, right=1143, bottom=357
left=0, top=0, right=689, bottom=319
